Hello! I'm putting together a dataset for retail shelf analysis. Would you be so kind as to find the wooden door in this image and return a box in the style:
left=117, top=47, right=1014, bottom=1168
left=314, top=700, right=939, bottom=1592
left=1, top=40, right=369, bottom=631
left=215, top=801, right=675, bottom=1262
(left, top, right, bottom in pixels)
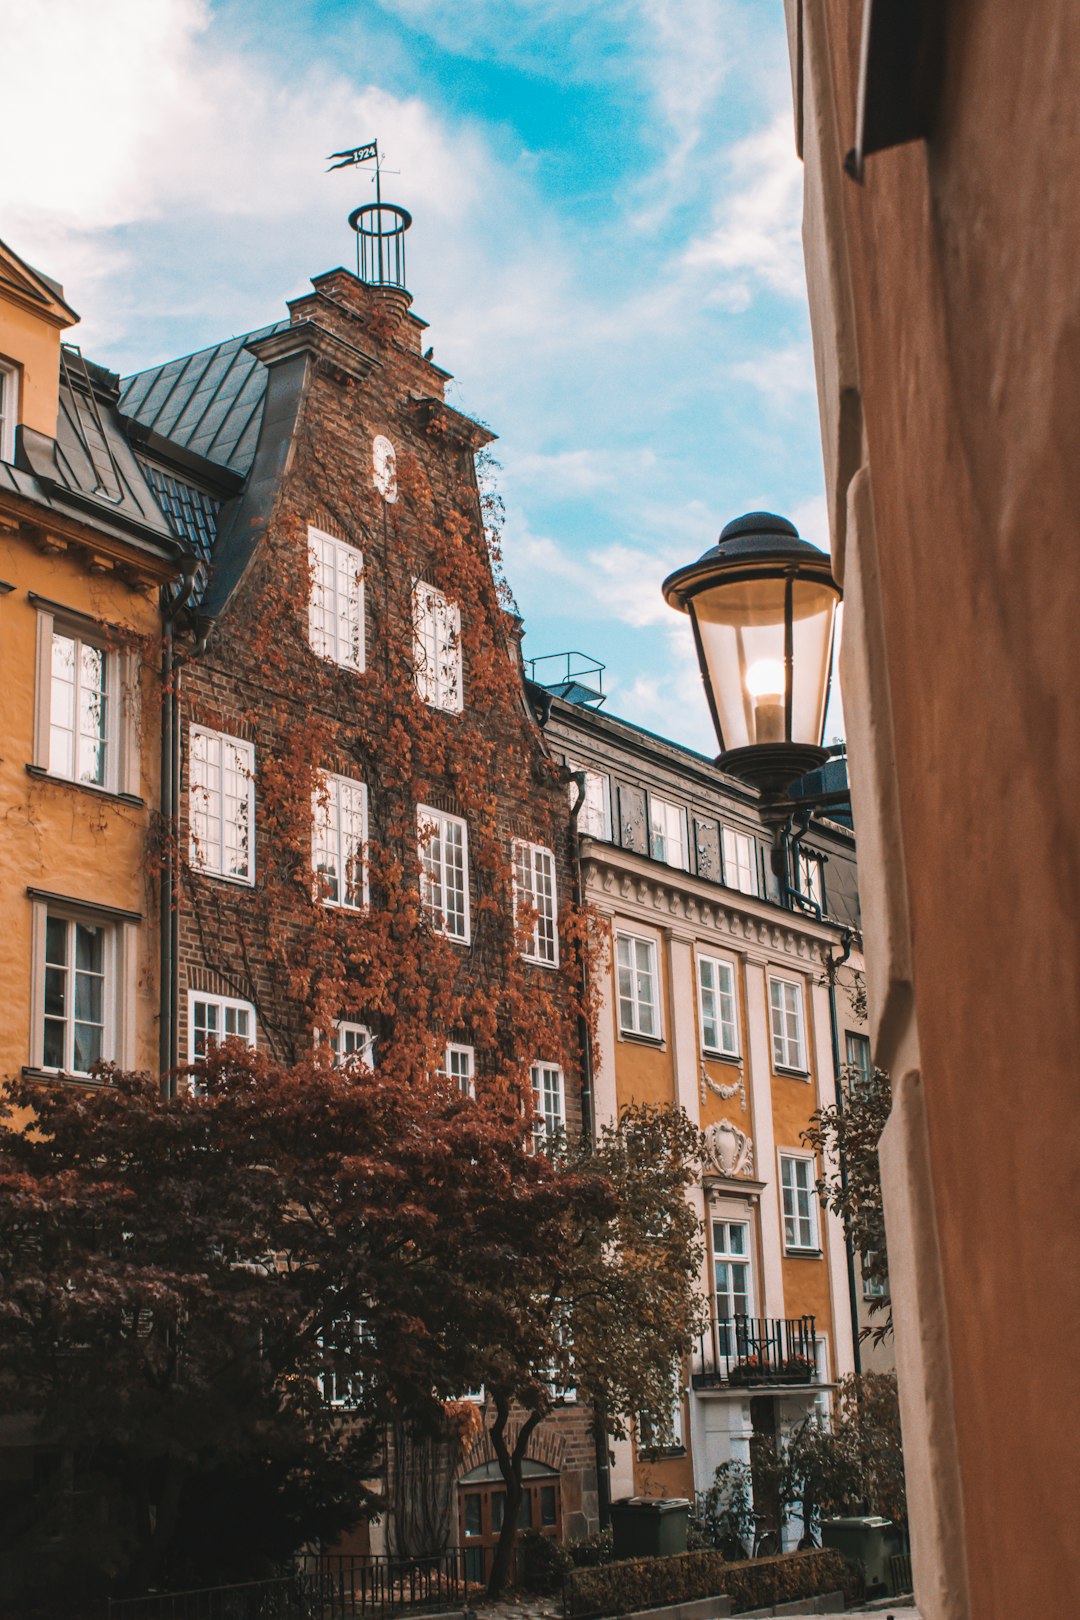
left=459, top=1476, right=561, bottom=1585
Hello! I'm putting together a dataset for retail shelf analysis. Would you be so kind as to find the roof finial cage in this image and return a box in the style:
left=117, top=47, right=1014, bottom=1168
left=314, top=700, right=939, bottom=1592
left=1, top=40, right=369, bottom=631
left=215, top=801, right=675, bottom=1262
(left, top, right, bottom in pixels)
left=349, top=201, right=412, bottom=290
left=327, top=138, right=412, bottom=292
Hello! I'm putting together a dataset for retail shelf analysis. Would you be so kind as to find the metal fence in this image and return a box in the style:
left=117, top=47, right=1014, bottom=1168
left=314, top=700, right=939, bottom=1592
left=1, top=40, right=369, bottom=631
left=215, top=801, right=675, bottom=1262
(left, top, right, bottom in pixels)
left=105, top=1551, right=474, bottom=1620
left=306, top=1550, right=471, bottom=1618
left=889, top=1551, right=914, bottom=1595
left=106, top=1573, right=319, bottom=1620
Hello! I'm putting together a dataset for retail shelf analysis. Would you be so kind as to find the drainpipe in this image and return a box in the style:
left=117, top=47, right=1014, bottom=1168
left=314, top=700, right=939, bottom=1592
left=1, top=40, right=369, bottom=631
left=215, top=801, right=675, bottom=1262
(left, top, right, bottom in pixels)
left=568, top=767, right=612, bottom=1530
left=159, top=561, right=199, bottom=1096
left=824, top=926, right=862, bottom=1378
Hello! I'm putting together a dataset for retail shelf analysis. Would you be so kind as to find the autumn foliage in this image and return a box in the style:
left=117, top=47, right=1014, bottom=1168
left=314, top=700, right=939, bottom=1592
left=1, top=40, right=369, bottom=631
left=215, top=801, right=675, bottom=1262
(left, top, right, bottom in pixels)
left=0, top=1051, right=704, bottom=1600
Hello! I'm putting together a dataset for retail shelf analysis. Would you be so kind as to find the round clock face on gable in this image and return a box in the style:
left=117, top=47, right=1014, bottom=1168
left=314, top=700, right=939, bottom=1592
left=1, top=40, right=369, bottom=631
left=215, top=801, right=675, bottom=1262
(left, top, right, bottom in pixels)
left=372, top=435, right=398, bottom=503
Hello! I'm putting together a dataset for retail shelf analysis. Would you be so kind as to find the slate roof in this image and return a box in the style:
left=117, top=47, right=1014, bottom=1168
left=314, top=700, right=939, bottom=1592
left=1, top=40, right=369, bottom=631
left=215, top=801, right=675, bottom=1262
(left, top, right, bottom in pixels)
left=13, top=356, right=183, bottom=557
left=139, top=462, right=220, bottom=574
left=119, top=322, right=286, bottom=476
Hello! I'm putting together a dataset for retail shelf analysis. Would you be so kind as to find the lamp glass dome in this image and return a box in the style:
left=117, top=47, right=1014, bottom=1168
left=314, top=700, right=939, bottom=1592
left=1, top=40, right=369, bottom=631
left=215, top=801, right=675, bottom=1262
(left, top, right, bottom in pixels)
left=662, top=512, right=840, bottom=789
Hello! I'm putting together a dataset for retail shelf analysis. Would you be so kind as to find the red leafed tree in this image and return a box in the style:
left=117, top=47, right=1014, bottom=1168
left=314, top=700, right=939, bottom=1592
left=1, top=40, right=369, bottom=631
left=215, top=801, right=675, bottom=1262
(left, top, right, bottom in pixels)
left=0, top=1049, right=616, bottom=1601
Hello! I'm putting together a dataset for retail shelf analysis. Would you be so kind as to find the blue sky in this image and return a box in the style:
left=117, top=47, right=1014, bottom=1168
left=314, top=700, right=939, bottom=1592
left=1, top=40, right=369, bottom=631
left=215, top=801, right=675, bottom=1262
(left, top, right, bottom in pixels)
left=7, top=0, right=834, bottom=749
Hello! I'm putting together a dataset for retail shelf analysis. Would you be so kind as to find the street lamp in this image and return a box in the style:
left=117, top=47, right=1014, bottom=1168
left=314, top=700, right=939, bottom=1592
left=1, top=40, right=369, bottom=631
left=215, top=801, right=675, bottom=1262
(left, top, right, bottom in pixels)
left=665, top=510, right=863, bottom=1373
left=662, top=512, right=841, bottom=796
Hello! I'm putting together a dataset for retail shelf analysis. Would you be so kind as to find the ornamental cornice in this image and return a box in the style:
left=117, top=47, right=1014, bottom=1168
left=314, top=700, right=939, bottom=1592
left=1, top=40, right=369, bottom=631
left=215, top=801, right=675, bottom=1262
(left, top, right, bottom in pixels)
left=582, top=852, right=837, bottom=969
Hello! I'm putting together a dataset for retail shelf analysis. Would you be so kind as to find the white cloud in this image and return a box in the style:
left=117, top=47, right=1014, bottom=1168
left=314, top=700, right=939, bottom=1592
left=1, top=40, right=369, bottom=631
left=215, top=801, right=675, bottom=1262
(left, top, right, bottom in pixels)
left=728, top=342, right=815, bottom=412
left=2, top=0, right=824, bottom=748
left=790, top=493, right=830, bottom=551
left=683, top=112, right=805, bottom=303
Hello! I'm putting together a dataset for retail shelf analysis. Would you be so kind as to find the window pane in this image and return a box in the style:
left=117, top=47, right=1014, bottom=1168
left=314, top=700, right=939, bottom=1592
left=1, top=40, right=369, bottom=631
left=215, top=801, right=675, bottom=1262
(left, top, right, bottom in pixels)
left=77, top=642, right=108, bottom=785
left=49, top=634, right=76, bottom=777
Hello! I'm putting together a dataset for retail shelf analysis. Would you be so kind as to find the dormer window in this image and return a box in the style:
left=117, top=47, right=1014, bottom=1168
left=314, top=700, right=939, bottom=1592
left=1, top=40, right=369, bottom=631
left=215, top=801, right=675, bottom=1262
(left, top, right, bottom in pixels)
left=0, top=360, right=18, bottom=463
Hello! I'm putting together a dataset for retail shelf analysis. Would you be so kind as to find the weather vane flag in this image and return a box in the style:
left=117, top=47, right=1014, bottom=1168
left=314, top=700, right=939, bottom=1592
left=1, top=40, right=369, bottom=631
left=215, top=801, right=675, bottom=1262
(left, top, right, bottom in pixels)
left=326, top=140, right=378, bottom=171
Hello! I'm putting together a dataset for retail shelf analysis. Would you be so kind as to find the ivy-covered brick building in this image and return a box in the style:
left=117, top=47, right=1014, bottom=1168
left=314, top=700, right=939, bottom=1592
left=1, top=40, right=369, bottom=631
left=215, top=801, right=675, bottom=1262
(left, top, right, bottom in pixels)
left=119, top=220, right=599, bottom=1568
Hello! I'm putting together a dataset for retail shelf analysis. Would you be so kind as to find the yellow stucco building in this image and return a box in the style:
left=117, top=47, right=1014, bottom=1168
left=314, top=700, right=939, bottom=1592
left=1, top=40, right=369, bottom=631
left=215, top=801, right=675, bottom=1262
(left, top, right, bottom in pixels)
left=0, top=239, right=186, bottom=1094
left=541, top=671, right=866, bottom=1545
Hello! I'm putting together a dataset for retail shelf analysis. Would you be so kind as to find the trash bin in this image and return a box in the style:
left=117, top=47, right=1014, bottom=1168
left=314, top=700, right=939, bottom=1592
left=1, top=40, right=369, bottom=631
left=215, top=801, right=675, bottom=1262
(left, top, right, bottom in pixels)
left=610, top=1497, right=691, bottom=1559
left=820, top=1515, right=903, bottom=1596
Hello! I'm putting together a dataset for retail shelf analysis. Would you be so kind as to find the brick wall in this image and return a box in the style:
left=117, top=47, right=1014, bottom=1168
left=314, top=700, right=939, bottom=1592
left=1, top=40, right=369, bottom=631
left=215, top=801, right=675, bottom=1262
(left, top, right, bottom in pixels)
left=175, top=268, right=593, bottom=1534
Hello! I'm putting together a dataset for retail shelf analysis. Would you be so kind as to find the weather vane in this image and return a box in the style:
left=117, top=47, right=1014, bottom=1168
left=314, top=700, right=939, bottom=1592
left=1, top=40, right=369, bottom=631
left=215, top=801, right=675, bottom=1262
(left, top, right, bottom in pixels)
left=326, top=138, right=397, bottom=210
left=326, top=137, right=411, bottom=289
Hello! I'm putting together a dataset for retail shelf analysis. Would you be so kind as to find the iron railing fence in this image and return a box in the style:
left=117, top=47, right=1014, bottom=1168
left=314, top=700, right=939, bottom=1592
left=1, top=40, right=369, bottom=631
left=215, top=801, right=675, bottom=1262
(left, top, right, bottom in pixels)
left=105, top=1573, right=319, bottom=1620
left=106, top=1551, right=475, bottom=1620
left=889, top=1551, right=914, bottom=1595
left=302, top=1550, right=473, bottom=1619
left=691, top=1312, right=817, bottom=1389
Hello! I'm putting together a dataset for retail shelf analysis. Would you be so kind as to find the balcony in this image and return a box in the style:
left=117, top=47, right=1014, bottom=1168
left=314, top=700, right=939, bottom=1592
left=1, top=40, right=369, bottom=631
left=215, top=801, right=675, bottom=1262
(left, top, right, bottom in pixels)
left=691, top=1313, right=817, bottom=1391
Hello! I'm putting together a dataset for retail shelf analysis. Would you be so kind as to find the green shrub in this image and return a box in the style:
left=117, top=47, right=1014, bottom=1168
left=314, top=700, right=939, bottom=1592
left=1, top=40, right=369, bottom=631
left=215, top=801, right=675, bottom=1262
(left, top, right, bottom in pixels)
left=563, top=1546, right=848, bottom=1617
left=568, top=1527, right=616, bottom=1568
left=520, top=1529, right=574, bottom=1594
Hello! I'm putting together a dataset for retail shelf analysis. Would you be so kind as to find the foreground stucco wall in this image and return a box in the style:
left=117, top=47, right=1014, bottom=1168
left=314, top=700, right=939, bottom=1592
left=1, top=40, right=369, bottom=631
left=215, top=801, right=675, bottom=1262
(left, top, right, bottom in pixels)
left=788, top=3, right=1080, bottom=1617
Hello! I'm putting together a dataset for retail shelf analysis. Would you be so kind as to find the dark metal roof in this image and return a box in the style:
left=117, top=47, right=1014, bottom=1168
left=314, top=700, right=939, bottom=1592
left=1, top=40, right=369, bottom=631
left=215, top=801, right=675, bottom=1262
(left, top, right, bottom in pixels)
left=139, top=462, right=219, bottom=571
left=119, top=322, right=286, bottom=475
left=14, top=360, right=181, bottom=554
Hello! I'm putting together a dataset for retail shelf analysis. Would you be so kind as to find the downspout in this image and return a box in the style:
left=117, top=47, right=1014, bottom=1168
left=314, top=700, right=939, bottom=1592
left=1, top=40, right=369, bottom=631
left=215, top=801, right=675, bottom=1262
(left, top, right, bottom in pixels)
left=825, top=926, right=862, bottom=1378
left=169, top=612, right=212, bottom=1081
left=568, top=766, right=611, bottom=1531
left=159, top=561, right=199, bottom=1096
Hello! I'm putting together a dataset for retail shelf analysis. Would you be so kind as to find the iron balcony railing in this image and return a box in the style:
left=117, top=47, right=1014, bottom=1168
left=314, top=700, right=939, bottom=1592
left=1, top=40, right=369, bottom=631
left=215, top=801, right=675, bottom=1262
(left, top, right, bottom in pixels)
left=691, top=1312, right=817, bottom=1390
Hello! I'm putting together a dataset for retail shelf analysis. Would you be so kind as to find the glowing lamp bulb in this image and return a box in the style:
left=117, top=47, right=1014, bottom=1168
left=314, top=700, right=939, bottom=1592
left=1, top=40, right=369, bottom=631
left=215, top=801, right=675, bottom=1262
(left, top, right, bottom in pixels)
left=745, top=657, right=786, bottom=743
left=746, top=658, right=786, bottom=698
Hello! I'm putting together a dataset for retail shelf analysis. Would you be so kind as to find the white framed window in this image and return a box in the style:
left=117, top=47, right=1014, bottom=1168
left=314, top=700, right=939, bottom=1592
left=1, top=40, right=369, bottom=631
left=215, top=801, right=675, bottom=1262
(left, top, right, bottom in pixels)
left=308, top=526, right=364, bottom=671
left=545, top=1304, right=576, bottom=1402
left=412, top=580, right=463, bottom=712
left=32, top=608, right=140, bottom=797
left=780, top=1153, right=820, bottom=1252
left=615, top=932, right=660, bottom=1039
left=188, top=991, right=256, bottom=1063
left=319, top=1314, right=367, bottom=1409
left=39, top=911, right=111, bottom=1075
left=189, top=726, right=255, bottom=884
left=0, top=360, right=18, bottom=462
left=845, top=1031, right=871, bottom=1083
left=441, top=1042, right=475, bottom=1096
left=862, top=1253, right=886, bottom=1299
left=48, top=629, right=112, bottom=787
left=769, top=974, right=807, bottom=1072
left=712, top=1220, right=752, bottom=1358
left=722, top=826, right=758, bottom=896
left=649, top=796, right=689, bottom=870
left=313, top=773, right=368, bottom=909
left=697, top=952, right=739, bottom=1057
left=513, top=839, right=558, bottom=966
left=797, top=849, right=824, bottom=910
left=531, top=1060, right=565, bottom=1150
left=569, top=766, right=611, bottom=840
left=333, top=1021, right=375, bottom=1069
left=638, top=1379, right=685, bottom=1455
left=417, top=805, right=470, bottom=943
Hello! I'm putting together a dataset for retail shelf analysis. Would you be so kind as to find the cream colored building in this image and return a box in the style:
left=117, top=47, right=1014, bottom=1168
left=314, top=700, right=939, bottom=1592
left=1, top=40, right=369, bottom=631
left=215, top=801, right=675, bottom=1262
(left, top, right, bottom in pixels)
left=538, top=676, right=866, bottom=1541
